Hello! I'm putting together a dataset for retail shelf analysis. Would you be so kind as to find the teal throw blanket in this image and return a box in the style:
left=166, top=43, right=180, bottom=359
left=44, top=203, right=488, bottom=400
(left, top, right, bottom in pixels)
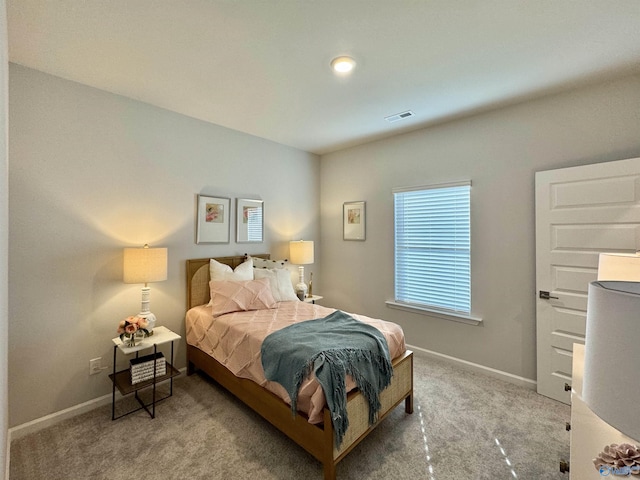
left=261, top=310, right=393, bottom=447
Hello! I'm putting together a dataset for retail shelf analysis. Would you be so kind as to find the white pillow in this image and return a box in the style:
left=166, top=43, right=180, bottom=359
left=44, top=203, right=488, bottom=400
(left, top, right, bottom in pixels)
left=207, top=257, right=254, bottom=305
left=254, top=267, right=298, bottom=302
left=210, top=257, right=253, bottom=281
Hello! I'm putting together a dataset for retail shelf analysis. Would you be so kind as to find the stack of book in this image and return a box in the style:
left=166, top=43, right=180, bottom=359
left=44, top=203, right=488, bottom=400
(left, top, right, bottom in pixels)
left=130, top=352, right=166, bottom=384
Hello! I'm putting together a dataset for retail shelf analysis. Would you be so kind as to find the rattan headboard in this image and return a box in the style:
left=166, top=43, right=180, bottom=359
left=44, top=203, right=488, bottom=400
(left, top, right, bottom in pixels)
left=186, top=254, right=270, bottom=310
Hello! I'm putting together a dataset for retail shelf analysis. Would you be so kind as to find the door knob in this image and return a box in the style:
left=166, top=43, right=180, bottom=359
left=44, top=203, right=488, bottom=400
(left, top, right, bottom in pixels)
left=539, top=290, right=559, bottom=300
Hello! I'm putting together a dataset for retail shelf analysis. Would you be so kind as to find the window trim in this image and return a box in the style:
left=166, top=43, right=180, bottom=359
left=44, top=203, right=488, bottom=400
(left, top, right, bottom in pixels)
left=392, top=180, right=473, bottom=319
left=392, top=180, right=471, bottom=193
left=385, top=300, right=482, bottom=325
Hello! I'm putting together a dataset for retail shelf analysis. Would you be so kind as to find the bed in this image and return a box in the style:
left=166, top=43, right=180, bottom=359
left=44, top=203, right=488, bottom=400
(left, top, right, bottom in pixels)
left=185, top=255, right=413, bottom=480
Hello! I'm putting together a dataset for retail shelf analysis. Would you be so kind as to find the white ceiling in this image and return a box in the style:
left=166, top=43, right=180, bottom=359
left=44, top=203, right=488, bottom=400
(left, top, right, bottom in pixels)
left=8, top=0, right=640, bottom=155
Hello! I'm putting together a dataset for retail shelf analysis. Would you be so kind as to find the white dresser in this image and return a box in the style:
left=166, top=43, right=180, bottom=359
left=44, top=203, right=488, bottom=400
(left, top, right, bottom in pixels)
left=569, top=344, right=639, bottom=478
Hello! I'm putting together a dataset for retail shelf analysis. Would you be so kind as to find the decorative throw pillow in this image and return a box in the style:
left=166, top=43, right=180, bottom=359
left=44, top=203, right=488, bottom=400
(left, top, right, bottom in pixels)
left=207, top=258, right=254, bottom=305
left=250, top=256, right=288, bottom=269
left=210, top=257, right=254, bottom=281
left=210, top=278, right=277, bottom=317
left=254, top=267, right=298, bottom=302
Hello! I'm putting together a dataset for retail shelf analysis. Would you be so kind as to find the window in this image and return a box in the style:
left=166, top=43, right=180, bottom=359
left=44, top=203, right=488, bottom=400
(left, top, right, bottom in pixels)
left=246, top=207, right=263, bottom=242
left=392, top=181, right=471, bottom=315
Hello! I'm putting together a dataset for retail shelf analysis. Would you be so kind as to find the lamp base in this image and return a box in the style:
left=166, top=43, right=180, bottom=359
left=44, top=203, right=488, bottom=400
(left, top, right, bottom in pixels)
left=138, top=286, right=156, bottom=334
left=137, top=311, right=156, bottom=335
left=295, top=265, right=308, bottom=299
left=295, top=282, right=308, bottom=299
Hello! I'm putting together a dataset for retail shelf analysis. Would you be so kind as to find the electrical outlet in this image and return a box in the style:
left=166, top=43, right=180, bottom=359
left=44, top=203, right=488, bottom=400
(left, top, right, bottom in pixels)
left=89, top=357, right=103, bottom=375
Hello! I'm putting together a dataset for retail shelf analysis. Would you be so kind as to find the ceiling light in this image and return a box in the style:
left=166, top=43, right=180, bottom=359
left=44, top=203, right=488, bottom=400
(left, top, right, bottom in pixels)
left=330, top=56, right=356, bottom=74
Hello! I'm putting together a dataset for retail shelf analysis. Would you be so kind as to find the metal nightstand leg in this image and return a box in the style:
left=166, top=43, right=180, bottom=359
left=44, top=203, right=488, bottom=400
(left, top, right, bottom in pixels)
left=111, top=345, right=117, bottom=420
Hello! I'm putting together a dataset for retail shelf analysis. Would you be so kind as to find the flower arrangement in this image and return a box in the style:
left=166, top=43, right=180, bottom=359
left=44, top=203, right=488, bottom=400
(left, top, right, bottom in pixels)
left=594, top=443, right=640, bottom=476
left=117, top=316, right=150, bottom=347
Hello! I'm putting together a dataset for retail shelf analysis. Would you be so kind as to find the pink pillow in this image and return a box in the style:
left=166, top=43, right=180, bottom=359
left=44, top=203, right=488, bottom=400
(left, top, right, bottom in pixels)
left=210, top=278, right=277, bottom=317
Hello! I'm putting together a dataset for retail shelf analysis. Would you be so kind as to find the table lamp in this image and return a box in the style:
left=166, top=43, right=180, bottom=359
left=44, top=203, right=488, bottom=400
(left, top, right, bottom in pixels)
left=123, top=244, right=168, bottom=333
left=581, top=252, right=640, bottom=441
left=289, top=240, right=314, bottom=298
left=597, top=252, right=640, bottom=281
left=582, top=280, right=640, bottom=441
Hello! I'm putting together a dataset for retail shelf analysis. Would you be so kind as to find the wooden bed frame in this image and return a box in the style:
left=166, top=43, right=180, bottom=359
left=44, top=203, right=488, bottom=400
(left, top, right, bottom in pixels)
left=186, top=255, right=414, bottom=480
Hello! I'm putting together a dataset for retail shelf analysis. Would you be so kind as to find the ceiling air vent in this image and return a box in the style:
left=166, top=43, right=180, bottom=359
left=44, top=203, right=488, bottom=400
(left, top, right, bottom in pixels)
left=385, top=110, right=415, bottom=123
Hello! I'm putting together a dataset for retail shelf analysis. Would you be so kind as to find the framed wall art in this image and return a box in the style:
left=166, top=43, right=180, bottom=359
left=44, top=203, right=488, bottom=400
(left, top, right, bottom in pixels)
left=236, top=198, right=264, bottom=243
left=196, top=194, right=231, bottom=244
left=343, top=201, right=366, bottom=241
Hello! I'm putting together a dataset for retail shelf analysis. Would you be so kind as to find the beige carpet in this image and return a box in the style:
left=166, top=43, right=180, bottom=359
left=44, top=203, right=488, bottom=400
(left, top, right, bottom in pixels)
left=10, top=353, right=570, bottom=479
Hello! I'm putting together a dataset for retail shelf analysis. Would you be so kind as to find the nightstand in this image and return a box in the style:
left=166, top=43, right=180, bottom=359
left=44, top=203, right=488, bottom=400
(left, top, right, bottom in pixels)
left=567, top=343, right=640, bottom=478
left=109, top=326, right=181, bottom=420
left=304, top=295, right=323, bottom=304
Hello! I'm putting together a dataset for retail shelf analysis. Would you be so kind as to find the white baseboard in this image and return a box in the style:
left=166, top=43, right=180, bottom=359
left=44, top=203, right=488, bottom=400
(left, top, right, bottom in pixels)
left=8, top=368, right=187, bottom=443
left=5, top=392, right=113, bottom=480
left=407, top=344, right=537, bottom=390
left=8, top=392, right=113, bottom=442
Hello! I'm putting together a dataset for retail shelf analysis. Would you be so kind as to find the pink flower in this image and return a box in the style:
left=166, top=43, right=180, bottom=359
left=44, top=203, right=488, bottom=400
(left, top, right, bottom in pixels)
left=118, top=316, right=150, bottom=339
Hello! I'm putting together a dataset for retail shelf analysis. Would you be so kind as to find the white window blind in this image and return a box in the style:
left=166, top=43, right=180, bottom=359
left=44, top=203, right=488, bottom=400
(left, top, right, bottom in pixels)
left=246, top=207, right=263, bottom=242
left=393, top=182, right=471, bottom=314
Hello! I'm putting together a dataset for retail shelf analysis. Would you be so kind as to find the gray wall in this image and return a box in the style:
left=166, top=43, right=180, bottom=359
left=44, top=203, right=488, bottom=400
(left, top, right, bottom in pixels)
left=8, top=61, right=640, bottom=428
left=8, top=64, right=320, bottom=427
left=319, top=73, right=640, bottom=381
left=1, top=0, right=9, bottom=474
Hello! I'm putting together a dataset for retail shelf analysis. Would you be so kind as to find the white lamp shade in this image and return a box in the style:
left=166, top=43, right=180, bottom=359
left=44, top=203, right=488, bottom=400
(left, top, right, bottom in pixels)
left=583, top=281, right=640, bottom=441
left=123, top=245, right=168, bottom=284
left=597, top=253, right=640, bottom=281
left=289, top=240, right=314, bottom=265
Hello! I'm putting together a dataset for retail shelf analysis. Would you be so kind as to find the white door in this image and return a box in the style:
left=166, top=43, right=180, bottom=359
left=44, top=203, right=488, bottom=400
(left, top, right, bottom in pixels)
left=536, top=157, right=640, bottom=404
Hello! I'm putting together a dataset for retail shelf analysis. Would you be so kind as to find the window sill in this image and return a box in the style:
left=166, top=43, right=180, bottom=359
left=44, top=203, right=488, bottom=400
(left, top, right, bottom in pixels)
left=385, top=301, right=483, bottom=326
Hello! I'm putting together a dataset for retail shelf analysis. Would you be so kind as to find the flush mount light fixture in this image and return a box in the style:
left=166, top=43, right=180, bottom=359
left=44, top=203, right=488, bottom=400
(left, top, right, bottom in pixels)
left=330, top=56, right=356, bottom=74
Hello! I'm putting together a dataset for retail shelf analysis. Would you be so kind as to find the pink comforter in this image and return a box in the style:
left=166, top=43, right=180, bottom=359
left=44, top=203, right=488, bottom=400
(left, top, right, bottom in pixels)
left=185, top=301, right=406, bottom=424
